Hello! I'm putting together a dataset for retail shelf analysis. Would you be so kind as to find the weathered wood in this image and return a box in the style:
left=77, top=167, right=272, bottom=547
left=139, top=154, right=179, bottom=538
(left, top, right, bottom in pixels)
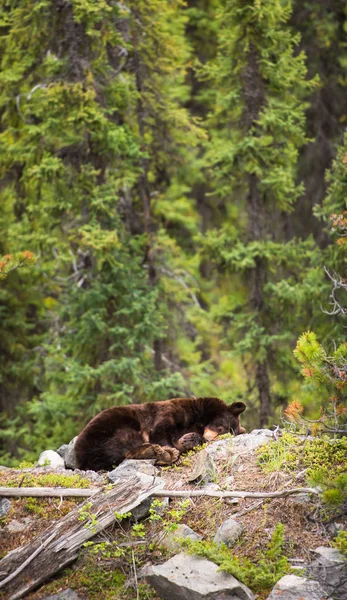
left=0, top=476, right=164, bottom=600
left=152, top=487, right=319, bottom=499
left=0, top=485, right=319, bottom=500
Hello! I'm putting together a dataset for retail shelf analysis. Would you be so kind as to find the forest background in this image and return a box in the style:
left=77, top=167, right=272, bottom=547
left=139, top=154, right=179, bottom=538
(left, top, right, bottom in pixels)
left=0, top=0, right=346, bottom=465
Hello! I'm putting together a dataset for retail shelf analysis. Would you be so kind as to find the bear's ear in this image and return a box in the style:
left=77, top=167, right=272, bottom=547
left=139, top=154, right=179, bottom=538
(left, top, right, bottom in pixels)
left=228, top=401, right=246, bottom=415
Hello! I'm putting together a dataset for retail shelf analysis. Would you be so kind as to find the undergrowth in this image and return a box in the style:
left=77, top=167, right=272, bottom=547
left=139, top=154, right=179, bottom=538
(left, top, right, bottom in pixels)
left=257, top=432, right=347, bottom=509
left=333, top=530, right=347, bottom=557
left=180, top=523, right=290, bottom=594
left=2, top=472, right=92, bottom=489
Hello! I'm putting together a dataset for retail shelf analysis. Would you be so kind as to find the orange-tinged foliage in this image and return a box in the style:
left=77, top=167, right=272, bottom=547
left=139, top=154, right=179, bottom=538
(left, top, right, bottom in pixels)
left=284, top=400, right=304, bottom=421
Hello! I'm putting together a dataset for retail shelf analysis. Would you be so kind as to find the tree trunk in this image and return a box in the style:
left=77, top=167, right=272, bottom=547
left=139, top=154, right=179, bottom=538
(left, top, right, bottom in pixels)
left=132, top=22, right=163, bottom=372
left=242, top=42, right=272, bottom=426
left=247, top=175, right=272, bottom=427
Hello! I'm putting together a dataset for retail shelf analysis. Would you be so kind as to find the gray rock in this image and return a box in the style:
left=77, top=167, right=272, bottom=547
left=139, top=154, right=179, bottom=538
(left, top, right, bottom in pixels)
left=232, top=429, right=273, bottom=452
left=214, top=518, right=244, bottom=546
left=266, top=574, right=328, bottom=600
left=42, top=589, right=81, bottom=600
left=108, top=459, right=158, bottom=482
left=57, top=437, right=78, bottom=470
left=36, top=450, right=65, bottom=469
left=206, top=429, right=273, bottom=461
left=309, top=546, right=347, bottom=600
left=7, top=517, right=33, bottom=533
left=206, top=438, right=234, bottom=460
left=188, top=449, right=216, bottom=485
left=0, top=498, right=11, bottom=518
left=145, top=552, right=255, bottom=600
left=161, top=524, right=202, bottom=552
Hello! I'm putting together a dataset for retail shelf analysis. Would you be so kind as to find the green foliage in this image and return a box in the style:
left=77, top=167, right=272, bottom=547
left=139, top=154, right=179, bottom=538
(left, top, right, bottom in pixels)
left=24, top=497, right=46, bottom=516
left=181, top=524, right=290, bottom=594
left=258, top=433, right=347, bottom=511
left=0, top=0, right=200, bottom=460
left=196, top=0, right=319, bottom=422
left=332, top=531, right=347, bottom=557
left=294, top=331, right=347, bottom=403
left=0, top=251, right=36, bottom=280
left=2, top=471, right=92, bottom=489
left=0, top=0, right=346, bottom=463
left=258, top=433, right=347, bottom=478
left=68, top=561, right=127, bottom=599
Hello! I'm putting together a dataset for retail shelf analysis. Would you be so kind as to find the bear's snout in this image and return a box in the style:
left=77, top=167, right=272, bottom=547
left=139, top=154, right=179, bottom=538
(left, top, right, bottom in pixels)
left=203, top=427, right=219, bottom=441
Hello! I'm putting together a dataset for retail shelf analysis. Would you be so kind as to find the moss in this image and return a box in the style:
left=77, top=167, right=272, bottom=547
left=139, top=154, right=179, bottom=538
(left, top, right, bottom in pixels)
left=24, top=497, right=46, bottom=516
left=2, top=471, right=92, bottom=489
left=31, top=558, right=157, bottom=600
left=257, top=433, right=347, bottom=511
left=257, top=433, right=347, bottom=480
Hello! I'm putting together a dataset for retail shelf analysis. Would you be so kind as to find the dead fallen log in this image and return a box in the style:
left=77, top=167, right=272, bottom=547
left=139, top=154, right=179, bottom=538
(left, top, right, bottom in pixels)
left=0, top=476, right=164, bottom=600
left=0, top=485, right=319, bottom=500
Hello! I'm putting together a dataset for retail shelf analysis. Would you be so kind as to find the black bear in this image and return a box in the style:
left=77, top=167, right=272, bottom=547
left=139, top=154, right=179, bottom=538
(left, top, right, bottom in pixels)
left=75, top=396, right=247, bottom=471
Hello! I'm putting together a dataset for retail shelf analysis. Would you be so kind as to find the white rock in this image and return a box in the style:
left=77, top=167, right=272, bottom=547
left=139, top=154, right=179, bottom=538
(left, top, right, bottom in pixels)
left=36, top=450, right=65, bottom=469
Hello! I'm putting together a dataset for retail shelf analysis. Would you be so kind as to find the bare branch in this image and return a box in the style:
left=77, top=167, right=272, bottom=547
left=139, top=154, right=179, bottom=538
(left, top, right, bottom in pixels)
left=0, top=486, right=319, bottom=499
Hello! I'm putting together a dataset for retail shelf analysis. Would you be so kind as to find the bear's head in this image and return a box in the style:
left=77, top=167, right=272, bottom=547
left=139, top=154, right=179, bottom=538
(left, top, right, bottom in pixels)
left=203, top=401, right=246, bottom=441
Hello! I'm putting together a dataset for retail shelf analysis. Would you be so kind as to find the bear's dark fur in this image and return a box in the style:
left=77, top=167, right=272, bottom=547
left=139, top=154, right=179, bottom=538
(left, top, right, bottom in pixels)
left=75, top=396, right=246, bottom=471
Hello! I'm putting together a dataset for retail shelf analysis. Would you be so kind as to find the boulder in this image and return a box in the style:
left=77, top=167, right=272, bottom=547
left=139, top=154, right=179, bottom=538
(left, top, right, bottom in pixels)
left=214, top=517, right=244, bottom=546
left=57, top=437, right=78, bottom=470
left=145, top=552, right=255, bottom=600
left=36, top=450, right=65, bottom=469
left=266, top=574, right=327, bottom=600
left=161, top=524, right=202, bottom=552
left=309, top=546, right=347, bottom=600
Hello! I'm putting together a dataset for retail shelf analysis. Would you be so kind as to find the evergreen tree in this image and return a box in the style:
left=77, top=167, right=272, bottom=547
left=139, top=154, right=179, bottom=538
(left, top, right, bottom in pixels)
left=201, top=0, right=315, bottom=425
left=291, top=0, right=347, bottom=243
left=0, top=0, right=201, bottom=459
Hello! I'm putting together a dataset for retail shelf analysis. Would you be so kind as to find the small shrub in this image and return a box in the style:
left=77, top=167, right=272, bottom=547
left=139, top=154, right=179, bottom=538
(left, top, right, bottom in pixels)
left=257, top=433, right=347, bottom=514
left=181, top=523, right=290, bottom=594
left=332, top=530, right=347, bottom=557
